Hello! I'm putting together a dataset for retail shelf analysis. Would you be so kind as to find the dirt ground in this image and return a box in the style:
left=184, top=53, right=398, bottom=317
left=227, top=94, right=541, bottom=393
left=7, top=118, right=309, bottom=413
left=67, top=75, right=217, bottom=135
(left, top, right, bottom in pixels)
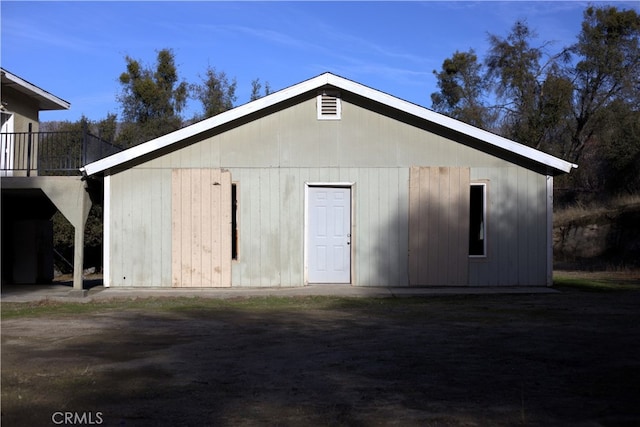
left=2, top=284, right=640, bottom=426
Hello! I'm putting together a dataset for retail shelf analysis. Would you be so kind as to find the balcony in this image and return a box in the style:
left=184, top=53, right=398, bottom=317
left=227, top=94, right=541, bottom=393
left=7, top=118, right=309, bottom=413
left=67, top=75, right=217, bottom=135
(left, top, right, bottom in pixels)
left=1, top=125, right=122, bottom=176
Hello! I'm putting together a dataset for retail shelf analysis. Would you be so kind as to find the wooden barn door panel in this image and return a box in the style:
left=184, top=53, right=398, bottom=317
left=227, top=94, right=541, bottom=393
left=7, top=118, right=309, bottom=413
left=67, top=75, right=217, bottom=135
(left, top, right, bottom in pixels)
left=172, top=169, right=231, bottom=287
left=408, top=166, right=470, bottom=286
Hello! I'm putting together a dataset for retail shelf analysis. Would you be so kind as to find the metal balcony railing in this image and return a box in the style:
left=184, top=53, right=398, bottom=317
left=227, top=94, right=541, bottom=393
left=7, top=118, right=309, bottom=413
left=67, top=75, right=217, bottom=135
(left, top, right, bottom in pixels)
left=0, top=124, right=122, bottom=176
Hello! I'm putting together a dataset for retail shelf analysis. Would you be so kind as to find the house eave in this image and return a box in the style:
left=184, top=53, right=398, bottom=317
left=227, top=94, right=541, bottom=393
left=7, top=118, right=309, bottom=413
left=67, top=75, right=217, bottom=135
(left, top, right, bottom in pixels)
left=1, top=68, right=71, bottom=111
left=82, top=72, right=577, bottom=176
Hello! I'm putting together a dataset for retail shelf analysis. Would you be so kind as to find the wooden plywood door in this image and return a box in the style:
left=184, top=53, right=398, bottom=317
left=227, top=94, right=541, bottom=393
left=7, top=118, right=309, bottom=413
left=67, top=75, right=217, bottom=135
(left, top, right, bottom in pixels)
left=408, top=167, right=470, bottom=286
left=172, top=169, right=231, bottom=287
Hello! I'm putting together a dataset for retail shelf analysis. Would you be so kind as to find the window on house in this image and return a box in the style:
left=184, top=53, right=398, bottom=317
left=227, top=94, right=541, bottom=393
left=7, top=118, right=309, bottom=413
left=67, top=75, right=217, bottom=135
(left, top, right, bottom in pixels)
left=469, top=183, right=486, bottom=256
left=317, top=90, right=341, bottom=120
left=232, top=183, right=239, bottom=260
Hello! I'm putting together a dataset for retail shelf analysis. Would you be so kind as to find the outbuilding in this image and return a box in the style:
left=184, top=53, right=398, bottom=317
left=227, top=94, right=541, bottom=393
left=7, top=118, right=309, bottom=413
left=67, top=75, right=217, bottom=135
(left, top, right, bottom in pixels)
left=82, top=73, right=577, bottom=288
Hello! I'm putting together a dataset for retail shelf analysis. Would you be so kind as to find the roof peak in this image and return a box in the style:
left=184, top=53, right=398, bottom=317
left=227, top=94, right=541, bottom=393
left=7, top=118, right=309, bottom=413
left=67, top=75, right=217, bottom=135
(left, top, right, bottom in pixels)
left=82, top=72, right=577, bottom=176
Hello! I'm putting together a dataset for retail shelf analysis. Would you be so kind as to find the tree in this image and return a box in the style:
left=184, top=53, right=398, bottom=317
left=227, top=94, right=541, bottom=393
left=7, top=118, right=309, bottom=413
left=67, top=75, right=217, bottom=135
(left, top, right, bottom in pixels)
left=95, top=113, right=118, bottom=143
left=484, top=21, right=573, bottom=152
left=430, top=5, right=639, bottom=203
left=42, top=116, right=116, bottom=271
left=250, top=78, right=262, bottom=101
left=431, top=50, right=494, bottom=129
left=563, top=6, right=640, bottom=162
left=116, top=48, right=188, bottom=147
left=592, top=101, right=640, bottom=194
left=250, top=78, right=273, bottom=101
left=192, top=67, right=237, bottom=119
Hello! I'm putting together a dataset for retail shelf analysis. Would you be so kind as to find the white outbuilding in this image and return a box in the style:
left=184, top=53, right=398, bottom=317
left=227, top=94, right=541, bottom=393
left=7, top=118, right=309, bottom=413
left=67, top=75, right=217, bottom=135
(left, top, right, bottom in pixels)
left=83, top=73, right=576, bottom=288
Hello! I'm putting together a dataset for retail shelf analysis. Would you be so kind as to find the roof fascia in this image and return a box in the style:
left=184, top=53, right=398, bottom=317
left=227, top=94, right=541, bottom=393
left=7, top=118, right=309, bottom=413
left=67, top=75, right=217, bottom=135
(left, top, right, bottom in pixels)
left=326, top=74, right=577, bottom=174
left=81, top=74, right=332, bottom=176
left=83, top=72, right=577, bottom=176
left=1, top=68, right=70, bottom=111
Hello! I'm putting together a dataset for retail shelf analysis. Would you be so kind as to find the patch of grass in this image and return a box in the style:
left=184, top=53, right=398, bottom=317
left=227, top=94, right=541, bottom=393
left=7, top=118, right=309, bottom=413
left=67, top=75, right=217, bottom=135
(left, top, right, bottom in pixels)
left=1, top=299, right=118, bottom=319
left=553, top=275, right=640, bottom=292
left=0, top=296, right=398, bottom=320
left=554, top=194, right=640, bottom=225
left=0, top=294, right=477, bottom=321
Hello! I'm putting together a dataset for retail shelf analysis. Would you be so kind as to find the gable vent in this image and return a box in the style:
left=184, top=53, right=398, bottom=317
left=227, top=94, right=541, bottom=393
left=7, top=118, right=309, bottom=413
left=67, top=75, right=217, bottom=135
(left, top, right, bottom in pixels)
left=317, top=91, right=341, bottom=120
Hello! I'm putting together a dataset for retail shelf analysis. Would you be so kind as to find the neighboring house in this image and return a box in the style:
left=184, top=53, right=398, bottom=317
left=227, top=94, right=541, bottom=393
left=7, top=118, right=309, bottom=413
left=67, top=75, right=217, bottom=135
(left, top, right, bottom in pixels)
left=1, top=68, right=118, bottom=291
left=1, top=68, right=70, bottom=175
left=83, top=73, right=577, bottom=289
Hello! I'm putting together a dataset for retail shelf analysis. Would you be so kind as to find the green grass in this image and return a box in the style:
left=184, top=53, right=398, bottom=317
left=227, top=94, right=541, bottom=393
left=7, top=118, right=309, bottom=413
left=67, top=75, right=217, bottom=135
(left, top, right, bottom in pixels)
left=0, top=294, right=469, bottom=320
left=553, top=275, right=640, bottom=292
left=0, top=296, right=373, bottom=319
left=5, top=275, right=639, bottom=320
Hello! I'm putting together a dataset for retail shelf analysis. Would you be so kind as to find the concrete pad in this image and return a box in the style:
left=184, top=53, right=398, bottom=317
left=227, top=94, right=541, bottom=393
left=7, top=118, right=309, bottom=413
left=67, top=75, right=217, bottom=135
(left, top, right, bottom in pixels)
left=67, top=289, right=89, bottom=298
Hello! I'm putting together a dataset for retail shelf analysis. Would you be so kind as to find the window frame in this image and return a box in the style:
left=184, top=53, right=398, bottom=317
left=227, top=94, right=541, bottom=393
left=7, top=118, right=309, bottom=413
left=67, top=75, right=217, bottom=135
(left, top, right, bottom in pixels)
left=231, top=182, right=239, bottom=261
left=469, top=182, right=488, bottom=258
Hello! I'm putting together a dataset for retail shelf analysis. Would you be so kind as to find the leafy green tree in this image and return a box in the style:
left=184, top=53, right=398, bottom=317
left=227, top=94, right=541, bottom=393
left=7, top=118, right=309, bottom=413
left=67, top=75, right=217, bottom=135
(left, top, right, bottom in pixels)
left=116, top=48, right=188, bottom=147
left=484, top=21, right=572, bottom=152
left=250, top=78, right=273, bottom=101
left=52, top=204, right=103, bottom=273
left=431, top=5, right=639, bottom=203
left=563, top=6, right=640, bottom=163
left=431, top=50, right=495, bottom=129
left=42, top=116, right=114, bottom=271
left=95, top=113, right=118, bottom=143
left=192, top=67, right=237, bottom=119
left=594, top=101, right=640, bottom=194
left=486, top=21, right=542, bottom=109
left=250, top=78, right=262, bottom=101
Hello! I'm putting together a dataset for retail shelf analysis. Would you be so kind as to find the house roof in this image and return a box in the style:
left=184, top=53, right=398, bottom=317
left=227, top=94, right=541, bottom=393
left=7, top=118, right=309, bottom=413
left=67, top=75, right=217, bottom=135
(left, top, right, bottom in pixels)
left=1, top=68, right=71, bottom=111
left=82, top=72, right=577, bottom=176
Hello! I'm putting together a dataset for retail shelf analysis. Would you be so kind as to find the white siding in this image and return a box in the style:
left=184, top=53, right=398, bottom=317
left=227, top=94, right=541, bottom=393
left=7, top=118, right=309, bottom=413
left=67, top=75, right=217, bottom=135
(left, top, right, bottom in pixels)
left=109, top=169, right=172, bottom=287
left=107, top=95, right=550, bottom=287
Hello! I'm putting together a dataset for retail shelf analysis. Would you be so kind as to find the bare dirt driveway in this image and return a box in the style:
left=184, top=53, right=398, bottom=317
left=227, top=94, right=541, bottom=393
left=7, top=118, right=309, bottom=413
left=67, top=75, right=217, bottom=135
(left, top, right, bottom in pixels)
left=2, top=286, right=640, bottom=426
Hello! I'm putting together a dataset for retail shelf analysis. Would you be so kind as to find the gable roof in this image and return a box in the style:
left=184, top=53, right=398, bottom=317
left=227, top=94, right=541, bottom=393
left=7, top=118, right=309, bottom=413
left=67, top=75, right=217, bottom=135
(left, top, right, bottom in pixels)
left=1, top=68, right=71, bottom=111
left=82, top=72, right=577, bottom=176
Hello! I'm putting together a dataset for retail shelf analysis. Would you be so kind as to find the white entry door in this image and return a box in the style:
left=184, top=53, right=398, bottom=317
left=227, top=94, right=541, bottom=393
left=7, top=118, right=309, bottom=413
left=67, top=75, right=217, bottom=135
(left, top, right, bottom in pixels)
left=307, top=186, right=351, bottom=283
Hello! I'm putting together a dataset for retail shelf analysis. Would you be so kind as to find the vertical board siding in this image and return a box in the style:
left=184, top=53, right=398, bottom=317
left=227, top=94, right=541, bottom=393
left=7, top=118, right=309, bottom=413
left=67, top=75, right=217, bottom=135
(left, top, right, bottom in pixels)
left=468, top=167, right=548, bottom=286
left=227, top=167, right=410, bottom=287
left=377, top=168, right=391, bottom=284
left=357, top=168, right=373, bottom=284
left=409, top=167, right=470, bottom=286
left=107, top=97, right=551, bottom=288
left=171, top=169, right=231, bottom=287
left=109, top=163, right=548, bottom=287
left=109, top=169, right=172, bottom=287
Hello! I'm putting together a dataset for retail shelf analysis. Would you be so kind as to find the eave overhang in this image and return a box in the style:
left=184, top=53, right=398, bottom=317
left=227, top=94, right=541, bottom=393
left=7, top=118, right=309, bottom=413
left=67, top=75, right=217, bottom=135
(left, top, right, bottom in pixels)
left=81, top=73, right=577, bottom=177
left=1, top=68, right=71, bottom=111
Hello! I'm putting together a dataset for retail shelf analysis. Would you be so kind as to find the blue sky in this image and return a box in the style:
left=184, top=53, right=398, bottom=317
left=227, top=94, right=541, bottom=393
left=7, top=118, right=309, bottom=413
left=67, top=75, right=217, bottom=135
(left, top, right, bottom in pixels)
left=2, top=1, right=637, bottom=122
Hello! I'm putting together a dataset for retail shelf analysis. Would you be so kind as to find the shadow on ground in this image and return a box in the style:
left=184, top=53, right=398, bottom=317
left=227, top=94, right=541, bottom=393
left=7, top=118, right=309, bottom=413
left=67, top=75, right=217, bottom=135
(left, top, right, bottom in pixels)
left=2, top=290, right=640, bottom=426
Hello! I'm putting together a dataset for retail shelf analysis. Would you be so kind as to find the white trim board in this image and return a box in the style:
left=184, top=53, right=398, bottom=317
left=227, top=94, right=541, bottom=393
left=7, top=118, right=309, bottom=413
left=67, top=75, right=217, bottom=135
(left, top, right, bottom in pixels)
left=81, top=73, right=578, bottom=177
left=102, top=175, right=111, bottom=287
left=1, top=68, right=70, bottom=111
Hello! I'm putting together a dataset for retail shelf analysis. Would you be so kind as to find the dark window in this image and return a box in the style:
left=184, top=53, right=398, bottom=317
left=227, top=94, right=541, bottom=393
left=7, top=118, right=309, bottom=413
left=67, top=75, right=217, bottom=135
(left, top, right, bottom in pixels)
left=232, top=183, right=238, bottom=260
left=469, top=184, right=485, bottom=256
